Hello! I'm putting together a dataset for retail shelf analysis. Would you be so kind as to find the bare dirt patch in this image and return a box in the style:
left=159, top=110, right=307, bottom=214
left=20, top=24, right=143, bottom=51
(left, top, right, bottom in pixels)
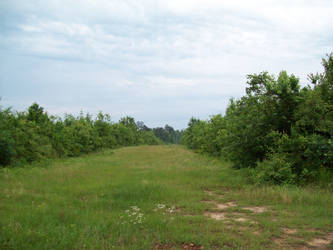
left=273, top=237, right=284, bottom=246
left=225, top=201, right=237, bottom=207
left=308, top=238, right=330, bottom=247
left=242, top=206, right=267, bottom=213
left=204, top=190, right=215, bottom=196
left=216, top=203, right=230, bottom=209
left=202, top=188, right=332, bottom=249
left=231, top=215, right=258, bottom=224
left=155, top=243, right=204, bottom=250
left=272, top=230, right=333, bottom=249
left=208, top=201, right=237, bottom=209
left=307, top=231, right=333, bottom=248
left=180, top=243, right=204, bottom=249
left=205, top=210, right=258, bottom=225
left=272, top=236, right=302, bottom=250
left=272, top=237, right=301, bottom=249
left=201, top=199, right=237, bottom=210
left=305, top=228, right=317, bottom=233
left=283, top=228, right=298, bottom=234
left=233, top=217, right=248, bottom=222
left=202, top=193, right=264, bottom=225
left=204, top=212, right=227, bottom=221
left=155, top=243, right=174, bottom=249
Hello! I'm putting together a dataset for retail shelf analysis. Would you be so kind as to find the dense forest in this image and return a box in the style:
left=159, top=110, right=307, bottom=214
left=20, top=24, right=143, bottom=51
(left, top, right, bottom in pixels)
left=0, top=104, right=181, bottom=167
left=182, top=53, right=333, bottom=185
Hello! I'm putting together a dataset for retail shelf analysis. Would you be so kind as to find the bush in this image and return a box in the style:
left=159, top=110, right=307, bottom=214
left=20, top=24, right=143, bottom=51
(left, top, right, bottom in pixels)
left=0, top=104, right=162, bottom=167
left=250, top=154, right=295, bottom=185
left=0, top=129, right=16, bottom=166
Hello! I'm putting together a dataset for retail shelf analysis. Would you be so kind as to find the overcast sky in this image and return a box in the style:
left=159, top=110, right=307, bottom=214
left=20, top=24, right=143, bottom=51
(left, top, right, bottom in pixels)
left=1, top=0, right=332, bottom=129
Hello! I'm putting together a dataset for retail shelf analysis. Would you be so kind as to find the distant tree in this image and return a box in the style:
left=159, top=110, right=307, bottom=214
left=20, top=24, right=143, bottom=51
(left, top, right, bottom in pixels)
left=153, top=125, right=183, bottom=144
left=136, top=121, right=151, bottom=131
left=27, top=103, right=49, bottom=124
left=120, top=116, right=138, bottom=131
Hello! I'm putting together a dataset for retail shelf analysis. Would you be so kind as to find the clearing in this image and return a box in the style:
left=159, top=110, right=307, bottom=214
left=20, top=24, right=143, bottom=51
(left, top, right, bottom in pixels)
left=0, top=145, right=332, bottom=249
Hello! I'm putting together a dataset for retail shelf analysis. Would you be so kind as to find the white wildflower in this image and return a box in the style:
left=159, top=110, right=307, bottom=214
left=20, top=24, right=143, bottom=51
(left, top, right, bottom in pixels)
left=157, top=204, right=166, bottom=209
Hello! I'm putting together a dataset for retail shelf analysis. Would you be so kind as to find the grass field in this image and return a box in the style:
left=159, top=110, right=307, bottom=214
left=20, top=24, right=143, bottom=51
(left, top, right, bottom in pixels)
left=0, top=145, right=332, bottom=249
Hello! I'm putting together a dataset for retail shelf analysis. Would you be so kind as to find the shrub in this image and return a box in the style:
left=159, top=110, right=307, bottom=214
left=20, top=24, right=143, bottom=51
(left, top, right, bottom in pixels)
left=0, top=129, right=16, bottom=166
left=0, top=104, right=162, bottom=167
left=250, top=153, right=295, bottom=185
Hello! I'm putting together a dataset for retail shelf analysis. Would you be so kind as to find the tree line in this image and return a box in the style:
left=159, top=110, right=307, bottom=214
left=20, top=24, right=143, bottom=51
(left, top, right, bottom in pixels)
left=152, top=125, right=183, bottom=144
left=130, top=121, right=182, bottom=144
left=182, top=53, right=333, bottom=185
left=0, top=104, right=182, bottom=167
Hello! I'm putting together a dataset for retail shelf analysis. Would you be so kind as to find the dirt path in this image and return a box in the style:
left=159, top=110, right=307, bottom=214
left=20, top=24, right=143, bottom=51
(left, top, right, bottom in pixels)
left=203, top=190, right=333, bottom=249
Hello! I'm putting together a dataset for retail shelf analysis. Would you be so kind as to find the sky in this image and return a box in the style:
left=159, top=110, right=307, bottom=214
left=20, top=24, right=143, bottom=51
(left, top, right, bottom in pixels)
left=1, top=0, right=332, bottom=129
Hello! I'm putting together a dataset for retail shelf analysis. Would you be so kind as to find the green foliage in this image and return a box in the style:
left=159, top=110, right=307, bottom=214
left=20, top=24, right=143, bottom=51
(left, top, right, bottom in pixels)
left=0, top=104, right=162, bottom=167
left=181, top=115, right=225, bottom=156
left=250, top=153, right=295, bottom=185
left=183, top=53, right=333, bottom=185
left=181, top=117, right=207, bottom=151
left=0, top=108, right=16, bottom=166
left=138, top=130, right=161, bottom=145
left=27, top=102, right=49, bottom=124
left=152, top=125, right=183, bottom=144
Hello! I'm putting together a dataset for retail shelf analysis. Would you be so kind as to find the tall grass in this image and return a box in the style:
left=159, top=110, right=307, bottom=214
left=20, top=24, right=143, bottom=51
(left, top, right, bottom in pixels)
left=1, top=146, right=332, bottom=249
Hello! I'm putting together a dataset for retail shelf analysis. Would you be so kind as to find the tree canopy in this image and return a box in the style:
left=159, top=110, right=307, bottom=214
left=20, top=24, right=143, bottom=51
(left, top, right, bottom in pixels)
left=182, top=53, right=333, bottom=185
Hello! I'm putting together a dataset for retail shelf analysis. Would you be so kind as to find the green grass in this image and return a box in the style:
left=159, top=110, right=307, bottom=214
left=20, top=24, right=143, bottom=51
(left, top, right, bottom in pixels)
left=0, top=145, right=332, bottom=249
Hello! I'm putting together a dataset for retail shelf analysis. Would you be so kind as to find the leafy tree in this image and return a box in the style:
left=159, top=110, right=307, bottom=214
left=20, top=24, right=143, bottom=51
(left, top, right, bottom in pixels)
left=0, top=104, right=162, bottom=167
left=183, top=53, right=333, bottom=184
left=153, top=125, right=183, bottom=144
left=27, top=103, right=48, bottom=124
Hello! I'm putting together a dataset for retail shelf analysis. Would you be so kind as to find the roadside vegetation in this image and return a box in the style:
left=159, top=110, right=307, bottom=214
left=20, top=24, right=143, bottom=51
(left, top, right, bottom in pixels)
left=0, top=104, right=164, bottom=167
left=182, top=53, right=333, bottom=186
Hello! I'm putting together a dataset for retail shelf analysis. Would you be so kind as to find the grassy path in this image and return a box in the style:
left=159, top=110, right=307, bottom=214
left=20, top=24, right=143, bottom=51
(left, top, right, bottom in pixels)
left=0, top=145, right=332, bottom=249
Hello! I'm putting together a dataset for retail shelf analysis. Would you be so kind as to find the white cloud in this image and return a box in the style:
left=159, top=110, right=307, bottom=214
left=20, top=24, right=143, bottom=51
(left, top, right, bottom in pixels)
left=1, top=0, right=332, bottom=128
